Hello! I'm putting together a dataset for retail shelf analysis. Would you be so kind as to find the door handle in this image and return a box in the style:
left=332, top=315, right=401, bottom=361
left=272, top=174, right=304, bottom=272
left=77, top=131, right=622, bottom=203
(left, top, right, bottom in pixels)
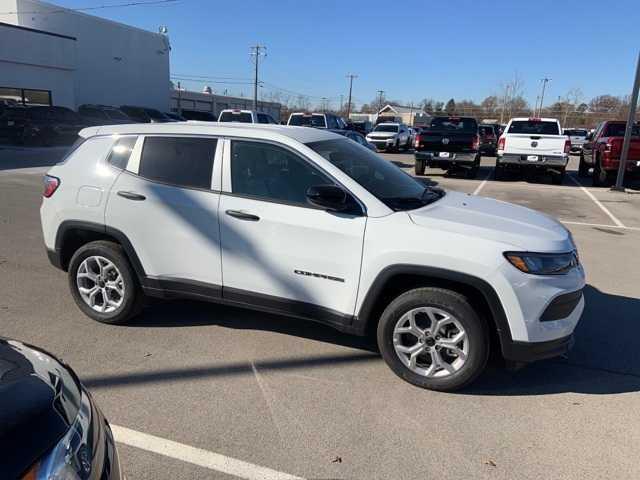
left=225, top=209, right=260, bottom=221
left=117, top=191, right=146, bottom=201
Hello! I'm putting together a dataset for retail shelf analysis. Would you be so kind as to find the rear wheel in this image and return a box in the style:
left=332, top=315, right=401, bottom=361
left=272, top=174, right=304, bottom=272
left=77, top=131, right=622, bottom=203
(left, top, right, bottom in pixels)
left=68, top=240, right=144, bottom=325
left=552, top=167, right=566, bottom=185
left=466, top=155, right=480, bottom=179
left=494, top=159, right=504, bottom=180
left=592, top=156, right=610, bottom=187
left=377, top=288, right=489, bottom=392
left=415, top=158, right=426, bottom=176
left=578, top=154, right=589, bottom=177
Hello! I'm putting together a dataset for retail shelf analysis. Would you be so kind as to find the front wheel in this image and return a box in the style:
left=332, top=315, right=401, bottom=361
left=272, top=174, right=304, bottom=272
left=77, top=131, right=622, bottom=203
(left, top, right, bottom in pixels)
left=415, top=158, right=426, bottom=176
left=578, top=154, right=589, bottom=177
left=592, top=156, right=610, bottom=187
left=377, top=288, right=489, bottom=392
left=68, top=240, right=144, bottom=325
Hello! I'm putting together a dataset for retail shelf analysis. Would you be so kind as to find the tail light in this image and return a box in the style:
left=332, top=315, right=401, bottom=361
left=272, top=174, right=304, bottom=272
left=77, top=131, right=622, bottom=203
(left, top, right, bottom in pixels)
left=498, top=136, right=506, bottom=150
left=43, top=175, right=60, bottom=198
left=414, top=134, right=421, bottom=148
left=564, top=139, right=571, bottom=155
left=605, top=139, right=621, bottom=156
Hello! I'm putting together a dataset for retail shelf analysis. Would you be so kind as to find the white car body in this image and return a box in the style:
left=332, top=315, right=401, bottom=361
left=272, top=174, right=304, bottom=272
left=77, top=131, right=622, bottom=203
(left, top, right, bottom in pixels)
left=498, top=117, right=569, bottom=167
left=366, top=123, right=411, bottom=150
left=41, top=123, right=585, bottom=387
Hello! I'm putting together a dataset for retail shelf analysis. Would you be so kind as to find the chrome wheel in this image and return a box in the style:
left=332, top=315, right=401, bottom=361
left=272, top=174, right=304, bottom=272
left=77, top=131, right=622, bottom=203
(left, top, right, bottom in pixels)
left=76, top=256, right=125, bottom=313
left=393, top=306, right=469, bottom=378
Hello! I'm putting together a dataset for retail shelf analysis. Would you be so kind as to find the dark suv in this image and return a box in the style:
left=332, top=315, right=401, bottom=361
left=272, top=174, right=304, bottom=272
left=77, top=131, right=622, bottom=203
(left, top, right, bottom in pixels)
left=78, top=104, right=132, bottom=125
left=119, top=105, right=173, bottom=123
left=0, top=106, right=86, bottom=146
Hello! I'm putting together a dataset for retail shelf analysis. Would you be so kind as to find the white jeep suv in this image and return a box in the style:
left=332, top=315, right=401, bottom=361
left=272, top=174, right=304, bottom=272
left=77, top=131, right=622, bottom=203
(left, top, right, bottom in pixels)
left=40, top=123, right=585, bottom=391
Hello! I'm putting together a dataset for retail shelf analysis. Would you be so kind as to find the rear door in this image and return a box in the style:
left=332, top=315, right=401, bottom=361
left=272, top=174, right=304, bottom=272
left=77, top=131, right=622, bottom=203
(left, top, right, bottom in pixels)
left=504, top=120, right=564, bottom=155
left=105, top=135, right=223, bottom=289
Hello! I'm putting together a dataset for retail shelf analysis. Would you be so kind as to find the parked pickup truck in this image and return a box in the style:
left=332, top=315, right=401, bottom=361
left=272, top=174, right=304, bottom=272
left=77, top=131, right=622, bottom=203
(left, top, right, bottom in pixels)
left=563, top=128, right=588, bottom=154
left=414, top=116, right=481, bottom=178
left=496, top=117, right=570, bottom=184
left=579, top=121, right=640, bottom=186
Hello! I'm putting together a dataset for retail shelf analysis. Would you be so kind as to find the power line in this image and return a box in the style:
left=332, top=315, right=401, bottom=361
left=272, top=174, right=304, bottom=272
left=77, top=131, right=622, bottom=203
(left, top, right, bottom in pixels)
left=0, top=0, right=180, bottom=15
left=172, top=73, right=253, bottom=81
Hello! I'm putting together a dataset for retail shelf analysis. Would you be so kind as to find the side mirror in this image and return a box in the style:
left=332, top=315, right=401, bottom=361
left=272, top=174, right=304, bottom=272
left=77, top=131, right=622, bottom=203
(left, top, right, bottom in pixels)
left=306, top=185, right=350, bottom=211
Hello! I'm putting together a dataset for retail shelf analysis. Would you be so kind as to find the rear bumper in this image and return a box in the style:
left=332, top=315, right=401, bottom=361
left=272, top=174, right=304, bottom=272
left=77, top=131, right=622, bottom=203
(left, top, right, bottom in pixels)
left=415, top=151, right=478, bottom=166
left=602, top=157, right=640, bottom=172
left=498, top=153, right=568, bottom=167
left=502, top=334, right=574, bottom=363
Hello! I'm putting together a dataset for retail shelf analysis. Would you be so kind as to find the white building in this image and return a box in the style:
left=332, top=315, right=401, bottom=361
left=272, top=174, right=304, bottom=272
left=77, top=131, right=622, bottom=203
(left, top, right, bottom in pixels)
left=171, top=88, right=282, bottom=121
left=0, top=0, right=170, bottom=110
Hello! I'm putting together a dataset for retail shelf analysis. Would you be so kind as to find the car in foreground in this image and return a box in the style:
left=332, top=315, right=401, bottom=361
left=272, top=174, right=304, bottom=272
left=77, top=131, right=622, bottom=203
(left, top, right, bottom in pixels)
left=287, top=112, right=347, bottom=129
left=579, top=121, right=640, bottom=186
left=0, top=106, right=87, bottom=145
left=563, top=128, right=588, bottom=154
left=365, top=122, right=412, bottom=152
left=78, top=104, right=133, bottom=125
left=119, top=105, right=174, bottom=123
left=219, top=109, right=278, bottom=124
left=414, top=116, right=481, bottom=178
left=41, top=123, right=585, bottom=392
left=496, top=117, right=570, bottom=184
left=0, top=338, right=122, bottom=479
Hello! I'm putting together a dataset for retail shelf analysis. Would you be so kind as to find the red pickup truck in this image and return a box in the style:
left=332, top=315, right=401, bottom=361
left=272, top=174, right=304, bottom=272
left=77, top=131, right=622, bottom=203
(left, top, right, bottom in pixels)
left=580, top=120, right=640, bottom=186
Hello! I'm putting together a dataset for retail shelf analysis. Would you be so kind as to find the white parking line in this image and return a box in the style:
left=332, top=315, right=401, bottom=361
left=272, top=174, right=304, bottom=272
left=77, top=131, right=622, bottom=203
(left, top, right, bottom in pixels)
left=472, top=168, right=493, bottom=195
left=568, top=175, right=626, bottom=228
left=560, top=220, right=640, bottom=231
left=111, top=425, right=305, bottom=480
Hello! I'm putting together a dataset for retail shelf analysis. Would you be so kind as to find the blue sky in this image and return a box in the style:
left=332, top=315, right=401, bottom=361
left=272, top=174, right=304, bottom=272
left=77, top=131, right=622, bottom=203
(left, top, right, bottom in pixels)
left=53, top=0, right=639, bottom=108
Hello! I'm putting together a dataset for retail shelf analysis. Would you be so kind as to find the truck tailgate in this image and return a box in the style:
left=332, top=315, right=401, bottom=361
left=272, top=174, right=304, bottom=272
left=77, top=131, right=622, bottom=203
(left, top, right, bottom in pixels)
left=504, top=134, right=566, bottom=155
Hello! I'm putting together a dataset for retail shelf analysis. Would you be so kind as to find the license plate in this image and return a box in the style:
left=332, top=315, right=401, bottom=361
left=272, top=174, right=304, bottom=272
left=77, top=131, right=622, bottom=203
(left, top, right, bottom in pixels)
left=527, top=155, right=539, bottom=162
left=439, top=152, right=450, bottom=158
left=7, top=121, right=14, bottom=126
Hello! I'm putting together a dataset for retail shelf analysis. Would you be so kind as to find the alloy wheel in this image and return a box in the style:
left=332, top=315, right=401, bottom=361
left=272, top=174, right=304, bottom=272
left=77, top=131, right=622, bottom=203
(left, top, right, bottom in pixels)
left=76, top=256, right=125, bottom=313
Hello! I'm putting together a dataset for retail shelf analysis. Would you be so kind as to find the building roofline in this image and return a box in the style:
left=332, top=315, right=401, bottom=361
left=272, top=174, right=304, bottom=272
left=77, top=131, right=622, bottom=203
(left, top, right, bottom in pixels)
left=0, top=20, right=76, bottom=40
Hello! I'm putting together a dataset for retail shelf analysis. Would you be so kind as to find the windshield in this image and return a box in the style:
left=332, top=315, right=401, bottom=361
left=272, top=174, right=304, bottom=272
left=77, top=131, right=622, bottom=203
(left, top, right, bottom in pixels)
left=479, top=126, right=494, bottom=135
left=289, top=114, right=326, bottom=127
left=306, top=138, right=443, bottom=210
left=564, top=129, right=587, bottom=137
left=220, top=111, right=253, bottom=123
left=373, top=124, right=399, bottom=133
left=429, top=117, right=477, bottom=132
left=508, top=120, right=560, bottom=135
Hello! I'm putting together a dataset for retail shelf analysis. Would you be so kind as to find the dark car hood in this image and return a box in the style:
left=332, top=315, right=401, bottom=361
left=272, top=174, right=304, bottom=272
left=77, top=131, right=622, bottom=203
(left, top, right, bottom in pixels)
left=0, top=338, right=82, bottom=478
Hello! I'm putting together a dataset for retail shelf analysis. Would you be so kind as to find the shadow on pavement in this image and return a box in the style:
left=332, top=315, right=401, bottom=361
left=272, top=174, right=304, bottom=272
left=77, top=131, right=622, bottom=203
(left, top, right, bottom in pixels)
left=468, top=284, right=640, bottom=395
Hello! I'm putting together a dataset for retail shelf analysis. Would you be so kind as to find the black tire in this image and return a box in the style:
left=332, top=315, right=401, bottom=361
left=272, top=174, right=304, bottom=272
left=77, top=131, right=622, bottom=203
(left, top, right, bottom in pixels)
left=494, top=159, right=504, bottom=180
left=466, top=156, right=480, bottom=179
left=578, top=154, right=589, bottom=177
left=377, top=287, right=489, bottom=392
left=592, top=156, right=610, bottom=187
left=68, top=240, right=144, bottom=325
left=552, top=167, right=565, bottom=185
left=415, top=158, right=426, bottom=176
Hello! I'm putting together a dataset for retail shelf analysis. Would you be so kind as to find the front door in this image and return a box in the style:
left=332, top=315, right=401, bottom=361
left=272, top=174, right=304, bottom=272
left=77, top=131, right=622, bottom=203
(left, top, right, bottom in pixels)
left=219, top=139, right=366, bottom=320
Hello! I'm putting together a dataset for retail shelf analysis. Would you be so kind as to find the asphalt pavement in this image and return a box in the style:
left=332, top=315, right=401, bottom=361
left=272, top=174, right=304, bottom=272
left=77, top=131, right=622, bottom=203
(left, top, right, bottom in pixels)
left=1, top=146, right=640, bottom=479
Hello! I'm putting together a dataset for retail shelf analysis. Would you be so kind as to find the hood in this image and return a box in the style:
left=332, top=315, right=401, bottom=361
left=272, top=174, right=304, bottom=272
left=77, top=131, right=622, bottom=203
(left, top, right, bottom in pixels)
left=409, top=191, right=573, bottom=251
left=0, top=338, right=82, bottom=478
left=367, top=131, right=397, bottom=139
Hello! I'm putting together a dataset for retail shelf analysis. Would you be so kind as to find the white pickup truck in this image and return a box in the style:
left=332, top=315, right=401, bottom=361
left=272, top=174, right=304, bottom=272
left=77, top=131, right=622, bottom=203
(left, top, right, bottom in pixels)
left=496, top=117, right=571, bottom=184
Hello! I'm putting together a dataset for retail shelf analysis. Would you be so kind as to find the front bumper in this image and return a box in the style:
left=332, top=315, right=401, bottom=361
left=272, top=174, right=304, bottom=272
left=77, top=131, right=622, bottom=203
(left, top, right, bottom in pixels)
left=415, top=151, right=477, bottom=166
left=367, top=138, right=396, bottom=149
left=498, top=153, right=568, bottom=167
left=502, top=333, right=574, bottom=363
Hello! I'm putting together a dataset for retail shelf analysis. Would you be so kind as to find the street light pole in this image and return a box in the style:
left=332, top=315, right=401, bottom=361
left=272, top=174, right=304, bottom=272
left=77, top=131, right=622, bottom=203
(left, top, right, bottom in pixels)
left=538, top=77, right=550, bottom=117
left=346, top=74, right=357, bottom=119
left=500, top=85, right=510, bottom=124
left=612, top=51, right=640, bottom=191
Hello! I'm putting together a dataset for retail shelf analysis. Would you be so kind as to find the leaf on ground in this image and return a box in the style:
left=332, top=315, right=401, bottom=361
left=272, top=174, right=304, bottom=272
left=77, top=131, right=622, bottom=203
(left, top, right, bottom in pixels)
left=484, top=459, right=497, bottom=467
left=331, top=456, right=342, bottom=464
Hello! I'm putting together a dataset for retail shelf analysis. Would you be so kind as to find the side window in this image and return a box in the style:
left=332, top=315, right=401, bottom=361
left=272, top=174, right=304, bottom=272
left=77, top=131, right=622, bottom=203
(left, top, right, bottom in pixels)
left=230, top=141, right=333, bottom=205
left=139, top=136, right=217, bottom=189
left=326, top=115, right=338, bottom=129
left=107, top=136, right=137, bottom=170
left=257, top=113, right=268, bottom=124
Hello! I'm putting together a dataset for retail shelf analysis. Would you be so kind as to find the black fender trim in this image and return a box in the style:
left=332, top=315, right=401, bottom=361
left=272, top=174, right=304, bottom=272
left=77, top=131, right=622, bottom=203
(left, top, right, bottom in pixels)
left=53, top=220, right=147, bottom=282
left=354, top=264, right=514, bottom=351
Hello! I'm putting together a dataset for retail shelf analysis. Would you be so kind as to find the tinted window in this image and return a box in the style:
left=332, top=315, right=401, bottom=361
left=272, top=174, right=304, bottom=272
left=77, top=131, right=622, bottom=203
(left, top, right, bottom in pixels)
left=108, top=136, right=137, bottom=170
left=219, top=111, right=253, bottom=123
left=288, top=115, right=326, bottom=127
left=257, top=113, right=270, bottom=124
left=326, top=115, right=339, bottom=129
left=231, top=141, right=332, bottom=205
left=604, top=123, right=640, bottom=137
left=306, top=138, right=428, bottom=209
left=508, top=121, right=560, bottom=135
left=564, top=129, right=587, bottom=137
left=373, top=124, right=399, bottom=133
left=429, top=117, right=477, bottom=132
left=139, top=137, right=217, bottom=189
left=479, top=126, right=494, bottom=135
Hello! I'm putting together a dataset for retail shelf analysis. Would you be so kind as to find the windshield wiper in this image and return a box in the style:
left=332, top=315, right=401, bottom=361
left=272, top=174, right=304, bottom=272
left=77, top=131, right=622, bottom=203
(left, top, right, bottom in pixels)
left=383, top=188, right=445, bottom=211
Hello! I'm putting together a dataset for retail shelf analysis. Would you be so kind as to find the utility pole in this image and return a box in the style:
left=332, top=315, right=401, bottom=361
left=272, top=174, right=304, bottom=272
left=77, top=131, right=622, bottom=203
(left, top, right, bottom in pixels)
left=500, top=85, right=510, bottom=124
left=249, top=44, right=266, bottom=111
left=613, top=51, right=640, bottom=191
left=176, top=81, right=182, bottom=115
left=346, top=74, right=357, bottom=118
left=321, top=97, right=328, bottom=112
left=538, top=77, right=551, bottom=116
left=377, top=90, right=385, bottom=113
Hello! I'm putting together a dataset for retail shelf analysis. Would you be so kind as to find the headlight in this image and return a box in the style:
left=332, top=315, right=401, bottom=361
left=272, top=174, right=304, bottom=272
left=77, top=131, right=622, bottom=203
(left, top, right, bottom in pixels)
left=504, top=251, right=579, bottom=275
left=22, top=392, right=94, bottom=480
